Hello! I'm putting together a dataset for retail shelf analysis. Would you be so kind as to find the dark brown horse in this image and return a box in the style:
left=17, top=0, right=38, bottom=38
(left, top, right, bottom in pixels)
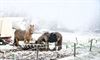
left=14, top=25, right=34, bottom=46
left=35, top=32, right=62, bottom=51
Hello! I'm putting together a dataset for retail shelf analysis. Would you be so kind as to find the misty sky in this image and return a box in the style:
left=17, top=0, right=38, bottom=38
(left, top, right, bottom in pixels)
left=0, top=0, right=100, bottom=32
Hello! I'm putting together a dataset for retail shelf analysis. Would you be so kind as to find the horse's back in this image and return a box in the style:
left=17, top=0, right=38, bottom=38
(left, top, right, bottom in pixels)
left=14, top=29, right=25, bottom=40
left=55, top=32, right=62, bottom=38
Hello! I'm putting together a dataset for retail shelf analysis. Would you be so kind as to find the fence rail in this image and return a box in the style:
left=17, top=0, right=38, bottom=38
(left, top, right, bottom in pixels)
left=0, top=38, right=100, bottom=60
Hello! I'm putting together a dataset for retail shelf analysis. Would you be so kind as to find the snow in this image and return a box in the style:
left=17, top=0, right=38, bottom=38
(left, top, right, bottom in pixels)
left=0, top=32, right=100, bottom=60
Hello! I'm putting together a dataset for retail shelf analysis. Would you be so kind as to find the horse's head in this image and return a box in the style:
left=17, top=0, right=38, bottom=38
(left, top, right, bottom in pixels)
left=43, top=32, right=50, bottom=37
left=29, top=25, right=34, bottom=34
left=35, top=40, right=39, bottom=44
left=35, top=39, right=44, bottom=44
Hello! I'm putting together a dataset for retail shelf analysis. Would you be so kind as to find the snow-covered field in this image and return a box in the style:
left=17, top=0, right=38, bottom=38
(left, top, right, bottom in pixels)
left=0, top=32, right=100, bottom=60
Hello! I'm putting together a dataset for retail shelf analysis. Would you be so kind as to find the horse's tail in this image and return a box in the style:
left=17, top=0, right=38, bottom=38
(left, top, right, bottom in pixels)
left=13, top=37, right=17, bottom=46
left=55, top=32, right=62, bottom=45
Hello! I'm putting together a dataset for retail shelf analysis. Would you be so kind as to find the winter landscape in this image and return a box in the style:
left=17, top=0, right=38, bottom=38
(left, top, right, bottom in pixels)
left=0, top=0, right=100, bottom=60
left=0, top=32, right=100, bottom=60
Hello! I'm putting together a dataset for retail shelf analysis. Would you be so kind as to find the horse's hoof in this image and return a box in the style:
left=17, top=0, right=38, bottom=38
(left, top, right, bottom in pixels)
left=58, top=47, right=62, bottom=51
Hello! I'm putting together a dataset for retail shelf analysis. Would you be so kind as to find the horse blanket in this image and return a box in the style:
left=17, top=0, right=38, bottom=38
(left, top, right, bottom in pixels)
left=48, top=33, right=57, bottom=42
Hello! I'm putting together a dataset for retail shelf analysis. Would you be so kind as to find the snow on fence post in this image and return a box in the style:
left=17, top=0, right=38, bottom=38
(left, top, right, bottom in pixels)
left=74, top=43, right=76, bottom=57
left=89, top=39, right=93, bottom=51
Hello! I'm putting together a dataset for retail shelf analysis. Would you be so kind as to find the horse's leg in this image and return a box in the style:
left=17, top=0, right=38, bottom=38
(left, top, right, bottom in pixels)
left=55, top=42, right=57, bottom=50
left=24, top=39, right=27, bottom=44
left=46, top=42, right=49, bottom=51
left=58, top=39, right=62, bottom=51
left=27, top=37, right=32, bottom=44
left=27, top=40, right=29, bottom=44
left=45, top=40, right=49, bottom=51
left=48, top=43, right=50, bottom=50
left=16, top=39, right=19, bottom=46
left=13, top=38, right=16, bottom=45
left=27, top=39, right=30, bottom=44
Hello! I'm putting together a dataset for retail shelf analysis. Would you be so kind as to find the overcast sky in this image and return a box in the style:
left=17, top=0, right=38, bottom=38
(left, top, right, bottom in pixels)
left=0, top=0, right=100, bottom=32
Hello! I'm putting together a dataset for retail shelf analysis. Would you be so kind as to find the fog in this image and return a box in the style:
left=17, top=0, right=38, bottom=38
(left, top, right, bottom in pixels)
left=0, top=0, right=100, bottom=33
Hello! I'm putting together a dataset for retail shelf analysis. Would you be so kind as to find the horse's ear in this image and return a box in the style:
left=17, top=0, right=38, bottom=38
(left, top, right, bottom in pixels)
left=30, top=25, right=32, bottom=26
left=30, top=25, right=34, bottom=27
left=32, top=25, right=34, bottom=27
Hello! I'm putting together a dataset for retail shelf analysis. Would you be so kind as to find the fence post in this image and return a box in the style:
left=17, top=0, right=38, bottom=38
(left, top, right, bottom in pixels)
left=3, top=52, right=5, bottom=60
left=36, top=45, right=39, bottom=60
left=89, top=39, right=93, bottom=51
left=76, top=37, right=78, bottom=44
left=74, top=43, right=76, bottom=57
left=12, top=54, right=16, bottom=60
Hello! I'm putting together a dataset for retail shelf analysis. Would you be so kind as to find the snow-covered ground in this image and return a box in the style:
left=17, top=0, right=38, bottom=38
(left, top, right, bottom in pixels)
left=0, top=32, right=100, bottom=60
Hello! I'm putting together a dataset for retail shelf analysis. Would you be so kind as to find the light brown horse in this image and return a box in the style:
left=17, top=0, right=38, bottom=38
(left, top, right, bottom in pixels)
left=14, top=25, right=34, bottom=46
left=35, top=32, right=62, bottom=51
